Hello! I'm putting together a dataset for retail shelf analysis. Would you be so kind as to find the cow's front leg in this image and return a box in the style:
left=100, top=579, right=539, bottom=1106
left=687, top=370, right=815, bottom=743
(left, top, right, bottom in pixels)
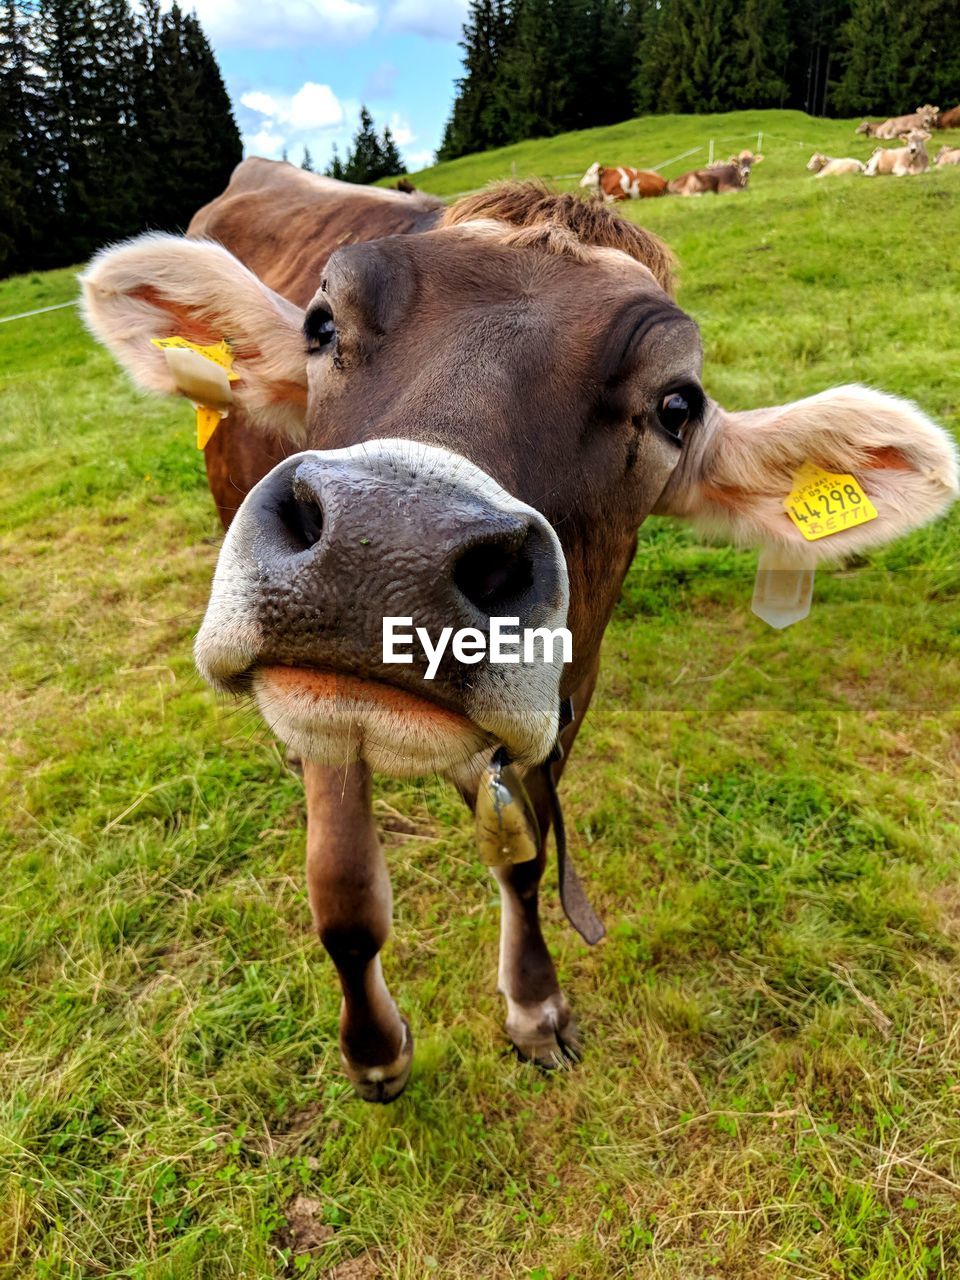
left=492, top=765, right=581, bottom=1068
left=489, top=671, right=599, bottom=1068
left=493, top=845, right=581, bottom=1067
left=304, top=759, right=413, bottom=1102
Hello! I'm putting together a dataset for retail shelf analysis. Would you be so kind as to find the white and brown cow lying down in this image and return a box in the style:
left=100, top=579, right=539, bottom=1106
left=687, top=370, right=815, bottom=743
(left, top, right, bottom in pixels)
left=864, top=130, right=931, bottom=176
left=82, top=163, right=959, bottom=1101
left=579, top=162, right=667, bottom=200
left=857, top=104, right=939, bottom=138
left=936, top=145, right=960, bottom=167
left=806, top=152, right=865, bottom=177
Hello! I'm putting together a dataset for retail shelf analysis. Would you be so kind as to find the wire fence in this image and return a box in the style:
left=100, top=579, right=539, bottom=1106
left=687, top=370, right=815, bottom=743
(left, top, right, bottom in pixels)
left=0, top=299, right=77, bottom=325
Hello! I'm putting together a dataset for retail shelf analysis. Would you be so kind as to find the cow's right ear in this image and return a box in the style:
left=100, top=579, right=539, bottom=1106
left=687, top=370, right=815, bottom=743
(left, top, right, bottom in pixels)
left=80, top=234, right=308, bottom=441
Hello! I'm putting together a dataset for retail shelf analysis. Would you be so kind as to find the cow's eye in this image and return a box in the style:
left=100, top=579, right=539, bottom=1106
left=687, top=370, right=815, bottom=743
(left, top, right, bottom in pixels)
left=656, top=387, right=698, bottom=443
left=304, top=307, right=336, bottom=354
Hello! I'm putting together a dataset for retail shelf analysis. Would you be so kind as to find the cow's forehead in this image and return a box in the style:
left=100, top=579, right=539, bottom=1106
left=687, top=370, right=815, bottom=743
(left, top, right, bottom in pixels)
left=316, top=218, right=668, bottom=312
left=437, top=219, right=663, bottom=288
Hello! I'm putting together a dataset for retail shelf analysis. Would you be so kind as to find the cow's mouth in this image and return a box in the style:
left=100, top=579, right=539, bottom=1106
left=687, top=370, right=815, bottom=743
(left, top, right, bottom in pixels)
left=251, top=664, right=494, bottom=775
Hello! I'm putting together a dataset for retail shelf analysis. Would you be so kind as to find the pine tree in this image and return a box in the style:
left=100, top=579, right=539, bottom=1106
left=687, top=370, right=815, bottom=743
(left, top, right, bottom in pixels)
left=88, top=0, right=144, bottom=243
left=301, top=145, right=314, bottom=171
left=36, top=0, right=102, bottom=264
left=731, top=0, right=791, bottom=108
left=342, top=106, right=386, bottom=182
left=379, top=126, right=403, bottom=176
left=325, top=142, right=345, bottom=179
left=0, top=0, right=45, bottom=273
left=438, top=0, right=511, bottom=161
left=834, top=0, right=959, bottom=116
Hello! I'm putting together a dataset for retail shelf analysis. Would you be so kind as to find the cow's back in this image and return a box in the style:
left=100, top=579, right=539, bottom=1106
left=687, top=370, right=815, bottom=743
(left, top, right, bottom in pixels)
left=185, top=159, right=445, bottom=526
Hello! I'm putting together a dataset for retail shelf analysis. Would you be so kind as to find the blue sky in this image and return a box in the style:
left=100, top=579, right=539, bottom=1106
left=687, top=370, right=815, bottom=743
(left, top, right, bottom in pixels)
left=184, top=0, right=469, bottom=172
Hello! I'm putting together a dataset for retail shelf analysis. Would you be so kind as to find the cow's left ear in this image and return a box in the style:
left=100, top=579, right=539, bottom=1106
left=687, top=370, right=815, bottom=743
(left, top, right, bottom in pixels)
left=81, top=233, right=308, bottom=441
left=655, top=385, right=958, bottom=559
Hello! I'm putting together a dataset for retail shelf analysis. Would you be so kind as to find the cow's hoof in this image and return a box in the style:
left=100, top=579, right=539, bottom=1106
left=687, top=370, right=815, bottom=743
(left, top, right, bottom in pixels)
left=505, top=995, right=582, bottom=1070
left=340, top=1019, right=414, bottom=1103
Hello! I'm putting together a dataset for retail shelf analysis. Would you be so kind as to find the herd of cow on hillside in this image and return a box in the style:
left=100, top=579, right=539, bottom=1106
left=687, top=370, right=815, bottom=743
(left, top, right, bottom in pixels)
left=579, top=101, right=960, bottom=200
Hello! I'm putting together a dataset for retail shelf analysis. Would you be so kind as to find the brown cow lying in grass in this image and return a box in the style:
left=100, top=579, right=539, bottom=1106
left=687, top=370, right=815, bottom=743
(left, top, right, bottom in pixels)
left=935, top=145, right=960, bottom=167
left=934, top=104, right=960, bottom=130
left=864, top=130, right=931, bottom=176
left=671, top=150, right=760, bottom=195
left=579, top=162, right=667, bottom=200
left=857, top=104, right=939, bottom=138
left=668, top=161, right=744, bottom=195
left=807, top=152, right=865, bottom=177
left=81, top=165, right=959, bottom=1100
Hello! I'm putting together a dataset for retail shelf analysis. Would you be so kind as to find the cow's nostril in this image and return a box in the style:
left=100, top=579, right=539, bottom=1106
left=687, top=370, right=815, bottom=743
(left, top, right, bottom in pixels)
left=454, top=533, right=535, bottom=616
left=277, top=492, right=324, bottom=551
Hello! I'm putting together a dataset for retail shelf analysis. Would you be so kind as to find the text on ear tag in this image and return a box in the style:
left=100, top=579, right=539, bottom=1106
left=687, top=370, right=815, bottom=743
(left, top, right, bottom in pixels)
left=784, top=464, right=878, bottom=541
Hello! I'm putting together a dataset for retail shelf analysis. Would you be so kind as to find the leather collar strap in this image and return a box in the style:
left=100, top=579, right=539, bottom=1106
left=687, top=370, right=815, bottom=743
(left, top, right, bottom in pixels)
left=542, top=697, right=605, bottom=945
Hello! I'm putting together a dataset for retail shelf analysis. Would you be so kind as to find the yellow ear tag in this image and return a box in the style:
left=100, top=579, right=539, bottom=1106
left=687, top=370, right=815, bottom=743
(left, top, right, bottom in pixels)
left=150, top=335, right=238, bottom=375
left=150, top=336, right=239, bottom=450
left=196, top=405, right=223, bottom=450
left=784, top=464, right=878, bottom=541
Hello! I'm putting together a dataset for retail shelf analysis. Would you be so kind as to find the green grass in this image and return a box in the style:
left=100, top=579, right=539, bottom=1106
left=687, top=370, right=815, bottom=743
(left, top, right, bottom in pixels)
left=2, top=108, right=960, bottom=1278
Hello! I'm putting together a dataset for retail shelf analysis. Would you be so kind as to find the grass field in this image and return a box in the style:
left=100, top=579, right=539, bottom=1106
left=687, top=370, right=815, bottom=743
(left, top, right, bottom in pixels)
left=2, top=108, right=960, bottom=1278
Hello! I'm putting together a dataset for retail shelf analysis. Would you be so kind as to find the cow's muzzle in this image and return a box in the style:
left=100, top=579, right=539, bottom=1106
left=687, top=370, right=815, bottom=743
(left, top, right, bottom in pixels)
left=195, top=440, right=570, bottom=774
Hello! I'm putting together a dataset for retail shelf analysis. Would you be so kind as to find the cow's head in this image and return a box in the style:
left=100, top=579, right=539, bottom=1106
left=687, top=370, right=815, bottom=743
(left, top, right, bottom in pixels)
left=579, top=163, right=601, bottom=189
left=806, top=153, right=827, bottom=172
left=82, top=184, right=958, bottom=776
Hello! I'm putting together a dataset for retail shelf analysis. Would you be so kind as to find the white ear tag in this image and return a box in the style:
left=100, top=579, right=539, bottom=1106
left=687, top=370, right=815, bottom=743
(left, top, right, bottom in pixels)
left=752, top=546, right=816, bottom=630
left=160, top=345, right=235, bottom=413
left=150, top=336, right=239, bottom=449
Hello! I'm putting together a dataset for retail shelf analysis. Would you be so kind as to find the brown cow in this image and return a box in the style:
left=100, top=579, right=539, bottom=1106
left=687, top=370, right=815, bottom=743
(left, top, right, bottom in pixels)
left=579, top=161, right=667, bottom=200
left=936, top=145, right=960, bottom=166
left=667, top=161, right=745, bottom=195
left=81, top=163, right=959, bottom=1100
left=857, top=104, right=939, bottom=138
left=936, top=105, right=960, bottom=130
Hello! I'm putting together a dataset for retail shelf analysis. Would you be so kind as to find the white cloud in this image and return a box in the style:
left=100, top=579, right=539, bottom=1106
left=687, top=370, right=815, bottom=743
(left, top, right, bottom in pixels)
left=240, top=90, right=280, bottom=116
left=242, top=81, right=344, bottom=132
left=182, top=0, right=377, bottom=48
left=248, top=128, right=285, bottom=159
left=387, top=112, right=414, bottom=147
left=240, top=81, right=361, bottom=169
left=288, top=82, right=344, bottom=130
left=384, top=0, right=467, bottom=40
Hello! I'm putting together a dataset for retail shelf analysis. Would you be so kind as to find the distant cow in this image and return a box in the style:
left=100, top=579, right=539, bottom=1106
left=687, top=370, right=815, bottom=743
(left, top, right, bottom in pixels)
left=394, top=177, right=417, bottom=193
left=935, top=145, right=960, bottom=166
left=806, top=152, right=865, bottom=177
left=936, top=106, right=960, bottom=130
left=579, top=162, right=667, bottom=201
left=864, top=130, right=931, bottom=176
left=857, top=105, right=939, bottom=139
left=668, top=161, right=745, bottom=196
